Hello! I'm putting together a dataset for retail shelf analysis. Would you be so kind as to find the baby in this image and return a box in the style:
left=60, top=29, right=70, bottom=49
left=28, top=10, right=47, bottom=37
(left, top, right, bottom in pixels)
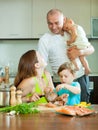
left=63, top=18, right=91, bottom=75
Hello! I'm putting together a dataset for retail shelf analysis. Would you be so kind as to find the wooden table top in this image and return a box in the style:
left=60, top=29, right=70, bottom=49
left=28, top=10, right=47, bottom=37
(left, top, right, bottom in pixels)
left=0, top=105, right=98, bottom=130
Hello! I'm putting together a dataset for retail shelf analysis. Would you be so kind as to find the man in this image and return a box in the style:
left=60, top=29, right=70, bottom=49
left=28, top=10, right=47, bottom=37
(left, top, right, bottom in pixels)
left=38, top=9, right=94, bottom=102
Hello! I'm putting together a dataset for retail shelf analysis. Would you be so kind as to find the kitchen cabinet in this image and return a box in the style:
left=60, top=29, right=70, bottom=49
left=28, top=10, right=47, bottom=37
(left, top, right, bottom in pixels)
left=0, top=0, right=97, bottom=39
left=31, top=0, right=56, bottom=38
left=89, top=76, right=98, bottom=104
left=32, top=0, right=91, bottom=38
left=0, top=0, right=32, bottom=39
left=56, top=0, right=91, bottom=35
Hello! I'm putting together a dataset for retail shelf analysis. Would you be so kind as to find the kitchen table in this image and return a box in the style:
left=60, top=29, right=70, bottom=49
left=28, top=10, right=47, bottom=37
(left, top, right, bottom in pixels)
left=0, top=105, right=98, bottom=130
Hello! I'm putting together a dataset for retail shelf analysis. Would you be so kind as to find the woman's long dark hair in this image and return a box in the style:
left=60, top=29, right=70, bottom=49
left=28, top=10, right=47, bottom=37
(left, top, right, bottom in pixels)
left=14, top=50, right=38, bottom=87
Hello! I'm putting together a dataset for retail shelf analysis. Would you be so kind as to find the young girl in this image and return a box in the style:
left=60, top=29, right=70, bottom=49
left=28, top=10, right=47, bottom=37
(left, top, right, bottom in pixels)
left=63, top=18, right=91, bottom=75
left=14, top=50, right=54, bottom=103
left=56, top=62, right=81, bottom=106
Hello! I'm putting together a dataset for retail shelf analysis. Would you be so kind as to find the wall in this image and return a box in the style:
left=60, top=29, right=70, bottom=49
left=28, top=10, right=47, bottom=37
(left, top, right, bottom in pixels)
left=86, top=40, right=98, bottom=74
left=0, top=39, right=97, bottom=76
left=0, top=40, right=38, bottom=76
left=0, top=0, right=97, bottom=38
left=0, top=0, right=98, bottom=76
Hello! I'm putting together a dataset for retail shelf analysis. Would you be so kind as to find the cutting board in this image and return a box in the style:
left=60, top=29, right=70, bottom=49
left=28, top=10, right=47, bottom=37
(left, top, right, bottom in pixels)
left=36, top=104, right=63, bottom=112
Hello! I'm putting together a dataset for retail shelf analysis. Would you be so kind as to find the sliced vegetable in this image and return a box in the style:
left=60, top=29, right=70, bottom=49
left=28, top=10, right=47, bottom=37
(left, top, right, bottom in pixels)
left=75, top=102, right=92, bottom=109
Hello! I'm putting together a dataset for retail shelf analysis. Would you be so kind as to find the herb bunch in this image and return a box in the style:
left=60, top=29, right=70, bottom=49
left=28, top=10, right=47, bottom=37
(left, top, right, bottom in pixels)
left=0, top=102, right=39, bottom=114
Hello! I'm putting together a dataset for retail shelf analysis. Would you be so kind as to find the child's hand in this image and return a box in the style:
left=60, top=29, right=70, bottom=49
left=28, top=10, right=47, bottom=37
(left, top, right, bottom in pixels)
left=56, top=84, right=64, bottom=92
left=44, top=87, right=53, bottom=94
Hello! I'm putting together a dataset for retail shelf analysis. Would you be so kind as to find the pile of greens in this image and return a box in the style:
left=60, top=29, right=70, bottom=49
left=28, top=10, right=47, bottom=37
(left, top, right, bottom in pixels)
left=0, top=102, right=39, bottom=114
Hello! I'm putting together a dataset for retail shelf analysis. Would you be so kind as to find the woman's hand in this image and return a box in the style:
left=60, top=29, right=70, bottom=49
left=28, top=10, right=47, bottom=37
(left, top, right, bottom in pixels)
left=30, top=93, right=40, bottom=102
left=44, top=87, right=53, bottom=94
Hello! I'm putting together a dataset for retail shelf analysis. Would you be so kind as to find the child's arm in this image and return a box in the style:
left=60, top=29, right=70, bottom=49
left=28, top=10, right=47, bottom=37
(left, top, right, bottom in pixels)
left=63, top=18, right=77, bottom=45
left=67, top=26, right=77, bottom=45
left=56, top=83, right=81, bottom=94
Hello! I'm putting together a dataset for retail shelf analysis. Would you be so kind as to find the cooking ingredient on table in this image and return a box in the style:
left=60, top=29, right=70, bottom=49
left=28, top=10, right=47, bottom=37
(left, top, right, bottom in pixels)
left=75, top=101, right=91, bottom=107
left=44, top=87, right=68, bottom=106
left=0, top=102, right=39, bottom=114
left=56, top=105, right=95, bottom=116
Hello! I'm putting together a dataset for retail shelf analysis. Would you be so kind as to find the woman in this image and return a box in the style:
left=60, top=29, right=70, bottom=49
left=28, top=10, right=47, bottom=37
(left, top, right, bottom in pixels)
left=14, top=50, right=54, bottom=103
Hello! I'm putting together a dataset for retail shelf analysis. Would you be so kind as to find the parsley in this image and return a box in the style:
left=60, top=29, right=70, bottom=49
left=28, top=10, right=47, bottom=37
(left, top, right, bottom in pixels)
left=0, top=102, right=39, bottom=114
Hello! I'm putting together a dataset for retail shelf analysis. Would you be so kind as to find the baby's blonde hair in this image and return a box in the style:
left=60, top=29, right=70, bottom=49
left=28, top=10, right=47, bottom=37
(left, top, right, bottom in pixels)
left=58, top=62, right=76, bottom=75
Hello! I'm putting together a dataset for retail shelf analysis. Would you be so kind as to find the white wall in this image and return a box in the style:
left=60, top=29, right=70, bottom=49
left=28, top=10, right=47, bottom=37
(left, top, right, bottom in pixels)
left=0, top=0, right=98, bottom=76
left=0, top=39, right=97, bottom=76
left=0, top=40, right=38, bottom=76
left=86, top=40, right=98, bottom=74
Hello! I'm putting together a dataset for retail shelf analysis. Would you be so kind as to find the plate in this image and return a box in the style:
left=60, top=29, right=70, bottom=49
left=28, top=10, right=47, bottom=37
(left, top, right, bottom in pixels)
left=56, top=111, right=76, bottom=116
left=56, top=111, right=96, bottom=117
left=55, top=106, right=96, bottom=117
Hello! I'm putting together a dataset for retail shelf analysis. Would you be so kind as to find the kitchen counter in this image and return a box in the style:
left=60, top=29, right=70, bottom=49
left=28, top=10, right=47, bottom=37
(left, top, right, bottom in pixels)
left=0, top=105, right=98, bottom=130
left=89, top=73, right=98, bottom=76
